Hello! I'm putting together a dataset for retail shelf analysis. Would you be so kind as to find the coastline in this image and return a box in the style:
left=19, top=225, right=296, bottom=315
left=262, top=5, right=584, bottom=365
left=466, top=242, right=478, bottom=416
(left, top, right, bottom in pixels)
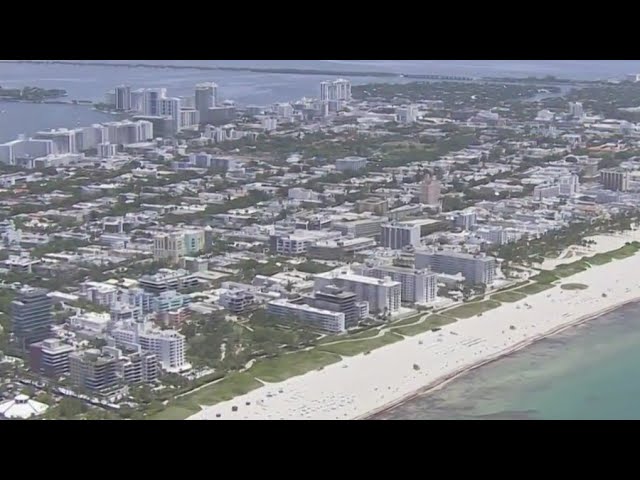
left=360, top=298, right=640, bottom=420
left=186, top=232, right=640, bottom=421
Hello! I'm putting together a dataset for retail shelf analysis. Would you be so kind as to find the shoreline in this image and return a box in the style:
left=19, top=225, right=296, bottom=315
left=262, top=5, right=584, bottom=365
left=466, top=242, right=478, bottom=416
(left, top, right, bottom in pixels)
left=360, top=297, right=640, bottom=420
left=185, top=231, right=640, bottom=420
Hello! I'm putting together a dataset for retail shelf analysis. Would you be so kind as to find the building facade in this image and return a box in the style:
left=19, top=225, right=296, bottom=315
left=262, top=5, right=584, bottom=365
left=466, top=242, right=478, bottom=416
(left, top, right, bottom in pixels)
left=381, top=223, right=421, bottom=249
left=267, top=299, right=346, bottom=333
left=415, top=250, right=496, bottom=286
left=11, top=287, right=53, bottom=350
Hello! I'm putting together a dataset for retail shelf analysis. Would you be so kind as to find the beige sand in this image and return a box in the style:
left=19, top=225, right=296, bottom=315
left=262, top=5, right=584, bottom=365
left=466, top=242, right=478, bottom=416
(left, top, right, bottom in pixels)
left=188, top=233, right=640, bottom=420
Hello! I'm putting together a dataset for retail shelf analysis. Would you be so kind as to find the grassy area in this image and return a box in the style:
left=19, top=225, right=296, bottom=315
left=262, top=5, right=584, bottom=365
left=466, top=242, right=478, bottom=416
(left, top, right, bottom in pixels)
left=146, top=402, right=200, bottom=420
left=319, top=332, right=403, bottom=356
left=552, top=260, right=590, bottom=278
left=491, top=291, right=527, bottom=303
left=447, top=300, right=501, bottom=319
left=392, top=314, right=457, bottom=337
left=390, top=312, right=427, bottom=327
left=584, top=242, right=640, bottom=265
left=560, top=283, right=589, bottom=290
left=317, top=328, right=380, bottom=345
left=247, top=350, right=341, bottom=383
left=530, top=271, right=560, bottom=284
left=585, top=253, right=613, bottom=265
left=514, top=282, right=554, bottom=295
left=146, top=373, right=262, bottom=420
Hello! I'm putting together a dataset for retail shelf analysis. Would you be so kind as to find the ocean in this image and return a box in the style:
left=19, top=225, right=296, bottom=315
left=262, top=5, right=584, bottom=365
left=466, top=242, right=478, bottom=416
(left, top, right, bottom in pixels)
left=375, top=301, right=640, bottom=420
left=3, top=60, right=640, bottom=141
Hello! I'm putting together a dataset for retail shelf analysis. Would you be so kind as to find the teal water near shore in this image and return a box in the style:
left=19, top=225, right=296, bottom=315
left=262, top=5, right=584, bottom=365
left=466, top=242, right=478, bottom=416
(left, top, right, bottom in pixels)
left=376, top=301, right=640, bottom=420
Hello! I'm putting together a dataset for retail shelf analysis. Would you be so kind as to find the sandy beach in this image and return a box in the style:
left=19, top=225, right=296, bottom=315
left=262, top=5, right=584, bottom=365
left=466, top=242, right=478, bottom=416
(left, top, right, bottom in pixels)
left=188, top=233, right=640, bottom=420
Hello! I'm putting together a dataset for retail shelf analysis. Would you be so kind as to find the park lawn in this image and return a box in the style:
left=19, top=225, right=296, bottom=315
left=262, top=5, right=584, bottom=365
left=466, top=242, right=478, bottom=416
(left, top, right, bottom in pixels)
left=610, top=243, right=640, bottom=259
left=247, top=350, right=341, bottom=383
left=491, top=291, right=527, bottom=303
left=317, top=328, right=379, bottom=345
left=560, top=283, right=589, bottom=290
left=447, top=300, right=501, bottom=319
left=390, top=312, right=427, bottom=327
left=552, top=260, right=590, bottom=278
left=188, top=373, right=262, bottom=406
left=319, top=332, right=403, bottom=356
left=514, top=282, right=554, bottom=295
left=530, top=271, right=560, bottom=284
left=146, top=401, right=200, bottom=420
left=392, top=314, right=457, bottom=337
left=585, top=253, right=613, bottom=266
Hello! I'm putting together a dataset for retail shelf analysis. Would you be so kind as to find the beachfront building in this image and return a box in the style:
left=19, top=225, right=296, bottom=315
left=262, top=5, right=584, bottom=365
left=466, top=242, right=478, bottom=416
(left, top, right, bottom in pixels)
left=138, top=329, right=189, bottom=373
left=311, top=285, right=360, bottom=328
left=267, top=298, right=346, bottom=333
left=415, top=250, right=496, bottom=286
left=361, top=265, right=437, bottom=305
left=314, top=270, right=401, bottom=315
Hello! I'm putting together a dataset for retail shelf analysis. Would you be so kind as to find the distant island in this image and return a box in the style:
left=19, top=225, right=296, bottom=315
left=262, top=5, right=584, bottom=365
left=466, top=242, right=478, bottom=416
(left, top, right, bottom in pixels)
left=0, top=85, right=67, bottom=102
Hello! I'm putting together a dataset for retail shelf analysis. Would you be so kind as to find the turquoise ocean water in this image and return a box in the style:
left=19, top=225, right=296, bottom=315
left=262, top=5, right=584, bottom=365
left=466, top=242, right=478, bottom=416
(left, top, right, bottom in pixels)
left=376, top=302, right=640, bottom=420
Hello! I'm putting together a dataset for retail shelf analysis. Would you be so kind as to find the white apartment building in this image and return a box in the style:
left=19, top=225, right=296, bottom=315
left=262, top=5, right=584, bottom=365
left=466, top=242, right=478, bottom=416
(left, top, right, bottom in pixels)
left=320, top=79, right=352, bottom=102
left=362, top=265, right=437, bottom=305
left=396, top=104, right=419, bottom=124
left=314, top=270, right=401, bottom=315
left=336, top=156, right=367, bottom=172
left=267, top=299, right=346, bottom=333
left=558, top=174, right=579, bottom=196
left=138, top=329, right=189, bottom=372
left=533, top=184, right=560, bottom=200
left=381, top=222, right=421, bottom=249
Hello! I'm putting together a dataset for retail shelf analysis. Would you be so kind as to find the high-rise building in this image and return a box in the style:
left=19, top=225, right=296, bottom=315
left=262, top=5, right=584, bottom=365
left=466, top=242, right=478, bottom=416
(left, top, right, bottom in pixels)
left=11, top=287, right=53, bottom=350
left=153, top=232, right=185, bottom=264
left=157, top=97, right=182, bottom=133
left=69, top=349, right=121, bottom=395
left=363, top=265, right=437, bottom=305
left=118, top=349, right=158, bottom=385
left=267, top=299, right=346, bottom=333
left=29, top=338, right=75, bottom=378
left=142, top=88, right=168, bottom=116
left=381, top=222, right=421, bottom=249
left=320, top=79, right=352, bottom=102
left=420, top=175, right=441, bottom=206
left=195, top=82, right=218, bottom=121
left=138, top=329, right=188, bottom=372
left=568, top=102, right=584, bottom=119
left=356, top=198, right=388, bottom=216
left=415, top=250, right=496, bottom=286
left=114, top=85, right=131, bottom=111
left=180, top=109, right=200, bottom=130
left=312, top=285, right=359, bottom=328
left=600, top=169, right=629, bottom=192
left=219, top=288, right=255, bottom=314
left=314, top=270, right=401, bottom=315
left=138, top=269, right=199, bottom=294
left=533, top=184, right=560, bottom=200
left=558, top=174, right=580, bottom=196
left=454, top=210, right=477, bottom=230
left=33, top=129, right=77, bottom=154
left=396, top=104, right=419, bottom=124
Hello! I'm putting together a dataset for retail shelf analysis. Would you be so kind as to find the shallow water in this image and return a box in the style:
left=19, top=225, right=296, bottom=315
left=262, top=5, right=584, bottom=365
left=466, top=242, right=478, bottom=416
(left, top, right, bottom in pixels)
left=376, top=302, right=640, bottom=420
